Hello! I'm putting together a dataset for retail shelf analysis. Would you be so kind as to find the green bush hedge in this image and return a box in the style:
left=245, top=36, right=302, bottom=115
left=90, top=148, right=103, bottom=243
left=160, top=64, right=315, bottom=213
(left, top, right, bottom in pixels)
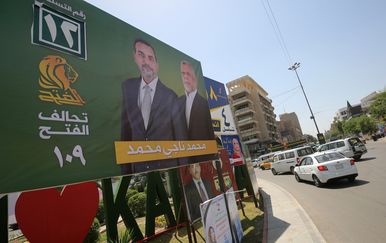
left=95, top=202, right=105, bottom=224
left=128, top=192, right=146, bottom=217
left=126, top=189, right=138, bottom=201
left=83, top=218, right=100, bottom=243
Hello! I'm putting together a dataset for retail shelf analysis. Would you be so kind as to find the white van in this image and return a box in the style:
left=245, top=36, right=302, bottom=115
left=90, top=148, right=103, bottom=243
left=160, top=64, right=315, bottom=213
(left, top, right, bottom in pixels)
left=317, top=137, right=367, bottom=160
left=271, top=146, right=314, bottom=175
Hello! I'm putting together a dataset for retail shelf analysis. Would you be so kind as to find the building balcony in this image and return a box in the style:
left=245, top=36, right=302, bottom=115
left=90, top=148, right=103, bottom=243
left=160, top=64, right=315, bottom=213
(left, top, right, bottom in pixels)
left=238, top=118, right=258, bottom=127
left=234, top=107, right=255, bottom=116
left=230, top=87, right=250, bottom=98
left=232, top=96, right=252, bottom=107
left=239, top=127, right=260, bottom=136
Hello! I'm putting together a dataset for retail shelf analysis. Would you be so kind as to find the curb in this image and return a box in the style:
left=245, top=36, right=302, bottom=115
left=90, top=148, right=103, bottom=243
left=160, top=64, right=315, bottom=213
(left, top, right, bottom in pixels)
left=258, top=179, right=326, bottom=243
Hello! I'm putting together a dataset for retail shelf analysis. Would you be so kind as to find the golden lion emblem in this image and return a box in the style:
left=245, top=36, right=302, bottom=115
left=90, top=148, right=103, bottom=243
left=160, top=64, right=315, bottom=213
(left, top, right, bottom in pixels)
left=38, top=55, right=85, bottom=106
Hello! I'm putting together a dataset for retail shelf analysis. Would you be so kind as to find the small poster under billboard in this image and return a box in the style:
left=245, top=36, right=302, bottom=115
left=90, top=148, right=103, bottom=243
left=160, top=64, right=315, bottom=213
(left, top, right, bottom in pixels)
left=200, top=194, right=233, bottom=243
left=180, top=149, right=238, bottom=223
left=226, top=188, right=244, bottom=242
left=221, top=135, right=245, bottom=166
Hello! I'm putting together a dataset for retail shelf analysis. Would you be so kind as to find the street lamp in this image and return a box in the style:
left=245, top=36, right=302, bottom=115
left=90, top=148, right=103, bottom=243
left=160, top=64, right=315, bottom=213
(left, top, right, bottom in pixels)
left=288, top=62, right=325, bottom=143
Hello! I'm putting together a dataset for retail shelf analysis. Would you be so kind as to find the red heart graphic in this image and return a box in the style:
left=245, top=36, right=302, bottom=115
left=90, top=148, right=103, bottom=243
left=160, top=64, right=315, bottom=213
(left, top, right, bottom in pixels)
left=15, top=182, right=99, bottom=243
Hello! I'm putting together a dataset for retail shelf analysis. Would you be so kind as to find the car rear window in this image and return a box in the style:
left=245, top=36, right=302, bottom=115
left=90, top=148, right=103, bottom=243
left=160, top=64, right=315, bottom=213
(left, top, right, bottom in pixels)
left=297, top=147, right=313, bottom=157
left=315, top=152, right=345, bottom=163
left=348, top=137, right=363, bottom=146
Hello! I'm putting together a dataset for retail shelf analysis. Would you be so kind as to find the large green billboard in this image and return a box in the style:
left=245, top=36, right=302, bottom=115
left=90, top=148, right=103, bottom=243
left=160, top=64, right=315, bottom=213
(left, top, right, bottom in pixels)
left=0, top=0, right=216, bottom=194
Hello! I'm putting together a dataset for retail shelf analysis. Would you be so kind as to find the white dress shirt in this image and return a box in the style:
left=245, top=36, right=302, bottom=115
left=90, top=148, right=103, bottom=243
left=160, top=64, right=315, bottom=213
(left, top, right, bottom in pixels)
left=185, top=89, right=197, bottom=128
left=138, top=77, right=158, bottom=107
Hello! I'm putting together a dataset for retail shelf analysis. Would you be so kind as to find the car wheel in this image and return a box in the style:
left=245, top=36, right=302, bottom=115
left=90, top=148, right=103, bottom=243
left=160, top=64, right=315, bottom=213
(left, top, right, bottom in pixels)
left=290, top=166, right=295, bottom=174
left=312, top=175, right=323, bottom=187
left=353, top=155, right=361, bottom=160
left=294, top=172, right=302, bottom=182
left=347, top=175, right=356, bottom=183
left=271, top=168, right=277, bottom=175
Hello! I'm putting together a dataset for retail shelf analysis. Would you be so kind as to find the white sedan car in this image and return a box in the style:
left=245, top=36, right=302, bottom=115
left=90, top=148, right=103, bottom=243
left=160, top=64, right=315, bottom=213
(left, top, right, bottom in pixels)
left=293, top=151, right=358, bottom=187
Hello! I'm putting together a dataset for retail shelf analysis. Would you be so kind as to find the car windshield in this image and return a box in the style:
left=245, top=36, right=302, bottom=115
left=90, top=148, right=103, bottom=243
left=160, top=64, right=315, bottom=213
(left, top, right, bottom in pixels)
left=297, top=147, right=313, bottom=157
left=315, top=152, right=345, bottom=163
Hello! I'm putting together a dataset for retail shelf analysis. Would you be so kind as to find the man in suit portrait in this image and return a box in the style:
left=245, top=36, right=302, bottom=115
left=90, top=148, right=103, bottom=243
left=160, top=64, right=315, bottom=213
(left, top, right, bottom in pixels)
left=174, top=60, right=216, bottom=163
left=120, top=38, right=178, bottom=174
left=184, top=163, right=214, bottom=222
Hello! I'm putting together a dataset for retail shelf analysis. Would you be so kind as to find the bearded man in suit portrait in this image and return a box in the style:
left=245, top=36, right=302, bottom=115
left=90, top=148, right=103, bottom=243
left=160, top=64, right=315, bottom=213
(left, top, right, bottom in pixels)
left=120, top=39, right=178, bottom=174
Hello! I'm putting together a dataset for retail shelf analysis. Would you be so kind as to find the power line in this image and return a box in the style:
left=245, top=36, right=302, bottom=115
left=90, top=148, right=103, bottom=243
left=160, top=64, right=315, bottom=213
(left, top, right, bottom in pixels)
left=260, top=0, right=293, bottom=65
left=271, top=85, right=300, bottom=98
left=260, top=0, right=290, bottom=65
left=274, top=89, right=301, bottom=106
left=265, top=0, right=293, bottom=64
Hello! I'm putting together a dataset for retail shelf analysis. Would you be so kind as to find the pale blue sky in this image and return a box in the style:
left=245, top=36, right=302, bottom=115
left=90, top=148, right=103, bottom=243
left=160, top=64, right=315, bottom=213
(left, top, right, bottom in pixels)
left=86, top=0, right=386, bottom=136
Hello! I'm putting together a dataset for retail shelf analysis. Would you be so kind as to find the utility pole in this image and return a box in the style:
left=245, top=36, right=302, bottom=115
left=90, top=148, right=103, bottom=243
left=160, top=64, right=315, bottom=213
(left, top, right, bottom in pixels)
left=288, top=62, right=325, bottom=144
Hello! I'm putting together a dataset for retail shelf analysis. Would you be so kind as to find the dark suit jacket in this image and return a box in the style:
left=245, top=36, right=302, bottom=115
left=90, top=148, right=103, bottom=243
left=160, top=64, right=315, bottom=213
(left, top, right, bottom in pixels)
left=173, top=93, right=216, bottom=163
left=185, top=178, right=214, bottom=222
left=120, top=77, right=178, bottom=174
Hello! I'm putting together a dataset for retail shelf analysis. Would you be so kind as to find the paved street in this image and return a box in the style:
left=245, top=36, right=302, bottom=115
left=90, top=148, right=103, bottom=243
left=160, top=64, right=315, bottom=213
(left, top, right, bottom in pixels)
left=256, top=139, right=386, bottom=243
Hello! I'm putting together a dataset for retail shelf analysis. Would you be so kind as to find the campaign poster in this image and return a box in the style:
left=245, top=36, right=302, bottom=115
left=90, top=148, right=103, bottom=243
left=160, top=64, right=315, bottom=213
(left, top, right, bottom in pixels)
left=0, top=0, right=217, bottom=194
left=221, top=135, right=245, bottom=166
left=226, top=188, right=244, bottom=242
left=180, top=149, right=238, bottom=223
left=180, top=161, right=217, bottom=223
left=204, top=77, right=237, bottom=135
left=212, top=149, right=239, bottom=194
left=200, top=194, right=233, bottom=243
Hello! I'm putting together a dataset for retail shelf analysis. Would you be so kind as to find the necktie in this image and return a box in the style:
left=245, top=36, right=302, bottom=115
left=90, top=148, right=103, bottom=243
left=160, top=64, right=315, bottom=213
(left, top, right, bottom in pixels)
left=185, top=94, right=190, bottom=128
left=197, top=181, right=208, bottom=202
left=141, top=85, right=152, bottom=129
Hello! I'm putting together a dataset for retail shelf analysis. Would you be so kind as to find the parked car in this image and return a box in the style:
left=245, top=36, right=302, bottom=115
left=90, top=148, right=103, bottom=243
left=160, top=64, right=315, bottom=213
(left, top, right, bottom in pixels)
left=254, top=152, right=276, bottom=170
left=294, top=151, right=358, bottom=187
left=271, top=146, right=314, bottom=175
left=317, top=137, right=367, bottom=160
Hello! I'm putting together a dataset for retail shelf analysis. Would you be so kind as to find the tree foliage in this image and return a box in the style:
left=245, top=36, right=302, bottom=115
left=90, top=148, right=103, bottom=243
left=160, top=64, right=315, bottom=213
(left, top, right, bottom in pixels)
left=369, top=92, right=386, bottom=121
left=303, top=134, right=317, bottom=143
left=329, top=118, right=345, bottom=138
left=343, top=115, right=377, bottom=135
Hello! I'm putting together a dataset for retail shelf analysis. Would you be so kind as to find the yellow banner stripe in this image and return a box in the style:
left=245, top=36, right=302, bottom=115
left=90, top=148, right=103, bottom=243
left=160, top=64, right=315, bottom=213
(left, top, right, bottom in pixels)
left=115, top=140, right=218, bottom=164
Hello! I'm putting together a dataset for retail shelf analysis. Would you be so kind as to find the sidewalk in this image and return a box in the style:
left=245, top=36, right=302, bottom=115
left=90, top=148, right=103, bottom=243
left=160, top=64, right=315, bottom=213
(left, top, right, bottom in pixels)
left=259, top=178, right=326, bottom=243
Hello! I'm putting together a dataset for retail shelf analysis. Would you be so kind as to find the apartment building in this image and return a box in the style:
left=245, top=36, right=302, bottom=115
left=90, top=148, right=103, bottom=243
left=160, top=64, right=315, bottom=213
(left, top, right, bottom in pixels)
left=278, top=112, right=303, bottom=143
left=226, top=75, right=277, bottom=158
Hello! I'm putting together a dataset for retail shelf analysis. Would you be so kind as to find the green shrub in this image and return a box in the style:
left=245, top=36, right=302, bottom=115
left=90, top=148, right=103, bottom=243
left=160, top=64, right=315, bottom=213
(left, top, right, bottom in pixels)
left=83, top=218, right=100, bottom=243
left=126, top=189, right=138, bottom=201
left=108, top=230, right=134, bottom=243
left=128, top=192, right=146, bottom=217
left=95, top=201, right=105, bottom=224
left=155, top=215, right=167, bottom=228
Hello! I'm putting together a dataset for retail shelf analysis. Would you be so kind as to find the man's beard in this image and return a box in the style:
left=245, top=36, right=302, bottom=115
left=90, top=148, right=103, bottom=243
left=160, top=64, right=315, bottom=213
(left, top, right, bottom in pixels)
left=141, top=65, right=155, bottom=81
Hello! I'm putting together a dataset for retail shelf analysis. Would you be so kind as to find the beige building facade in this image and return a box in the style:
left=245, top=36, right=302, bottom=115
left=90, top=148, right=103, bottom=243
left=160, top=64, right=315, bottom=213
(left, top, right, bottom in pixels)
left=226, top=75, right=277, bottom=158
left=278, top=112, right=303, bottom=143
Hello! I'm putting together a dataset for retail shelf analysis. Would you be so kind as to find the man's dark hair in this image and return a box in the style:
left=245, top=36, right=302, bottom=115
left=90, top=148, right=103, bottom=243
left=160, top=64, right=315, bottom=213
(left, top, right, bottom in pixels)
left=133, top=38, right=157, bottom=61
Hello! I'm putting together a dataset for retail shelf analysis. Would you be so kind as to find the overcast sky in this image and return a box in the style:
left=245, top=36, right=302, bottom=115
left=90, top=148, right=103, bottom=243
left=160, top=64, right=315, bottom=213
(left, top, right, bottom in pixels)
left=86, top=0, right=386, bottom=136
